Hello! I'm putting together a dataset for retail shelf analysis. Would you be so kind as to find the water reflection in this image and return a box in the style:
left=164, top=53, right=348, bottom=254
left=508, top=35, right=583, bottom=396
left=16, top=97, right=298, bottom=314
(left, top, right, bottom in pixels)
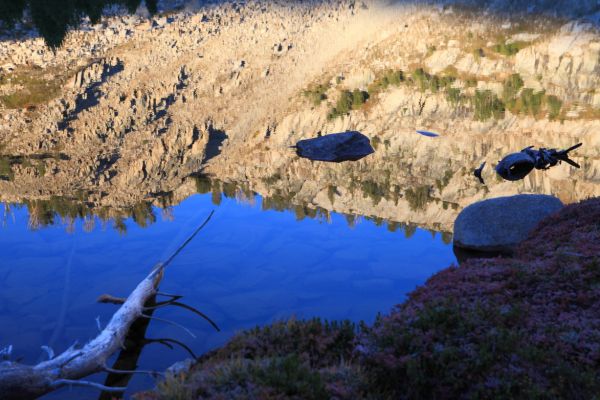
left=0, top=185, right=455, bottom=398
left=2, top=174, right=454, bottom=242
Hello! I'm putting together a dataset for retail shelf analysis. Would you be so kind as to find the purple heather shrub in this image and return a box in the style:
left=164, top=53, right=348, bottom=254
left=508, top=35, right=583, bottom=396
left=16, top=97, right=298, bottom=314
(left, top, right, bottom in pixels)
left=359, top=198, right=600, bottom=399
left=135, top=318, right=365, bottom=400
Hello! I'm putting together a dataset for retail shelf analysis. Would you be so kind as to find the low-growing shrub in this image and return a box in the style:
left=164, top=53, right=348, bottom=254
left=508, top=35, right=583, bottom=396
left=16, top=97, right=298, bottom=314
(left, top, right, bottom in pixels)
left=446, top=87, right=463, bottom=106
left=303, top=83, right=329, bottom=106
left=492, top=41, right=526, bottom=56
left=472, top=90, right=505, bottom=121
left=502, top=73, right=524, bottom=107
left=404, top=185, right=431, bottom=211
left=368, top=69, right=404, bottom=94
left=328, top=89, right=368, bottom=119
left=545, top=94, right=563, bottom=120
left=514, top=88, right=545, bottom=117
left=0, top=157, right=14, bottom=181
left=361, top=180, right=387, bottom=205
left=360, top=198, right=600, bottom=400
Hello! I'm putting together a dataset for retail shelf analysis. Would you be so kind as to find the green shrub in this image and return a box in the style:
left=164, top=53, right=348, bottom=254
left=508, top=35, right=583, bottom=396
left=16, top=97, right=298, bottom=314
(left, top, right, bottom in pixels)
left=0, top=68, right=65, bottom=109
left=412, top=68, right=430, bottom=92
left=435, top=170, right=454, bottom=192
left=194, top=174, right=212, bottom=194
left=303, top=83, right=329, bottom=106
left=516, top=88, right=545, bottom=117
left=502, top=73, right=524, bottom=107
left=145, top=319, right=364, bottom=400
left=465, top=78, right=478, bottom=88
left=545, top=95, right=562, bottom=120
left=328, top=89, right=368, bottom=119
left=222, top=181, right=237, bottom=198
left=446, top=88, right=463, bottom=106
left=361, top=180, right=386, bottom=205
left=0, top=157, right=14, bottom=181
left=368, top=69, right=404, bottom=95
left=351, top=89, right=369, bottom=108
left=492, top=41, right=526, bottom=56
left=327, top=185, right=337, bottom=204
left=328, top=90, right=352, bottom=119
left=404, top=185, right=431, bottom=211
left=411, top=68, right=455, bottom=93
left=359, top=199, right=600, bottom=400
left=472, top=90, right=505, bottom=121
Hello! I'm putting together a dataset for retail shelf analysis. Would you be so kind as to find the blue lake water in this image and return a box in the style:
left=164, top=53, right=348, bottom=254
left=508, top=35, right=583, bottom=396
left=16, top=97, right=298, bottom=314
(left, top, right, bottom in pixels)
left=0, top=191, right=455, bottom=398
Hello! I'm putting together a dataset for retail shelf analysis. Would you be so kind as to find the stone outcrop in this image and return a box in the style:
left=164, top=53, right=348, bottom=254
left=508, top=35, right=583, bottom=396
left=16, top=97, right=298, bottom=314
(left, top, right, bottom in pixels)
left=453, top=194, right=564, bottom=253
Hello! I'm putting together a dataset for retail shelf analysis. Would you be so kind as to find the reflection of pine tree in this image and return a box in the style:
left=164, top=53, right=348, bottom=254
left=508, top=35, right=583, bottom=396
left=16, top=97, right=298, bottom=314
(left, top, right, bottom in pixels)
left=113, top=216, right=127, bottom=235
left=27, top=202, right=41, bottom=231
left=131, top=201, right=156, bottom=228
left=0, top=0, right=26, bottom=27
left=29, top=0, right=76, bottom=49
left=0, top=0, right=157, bottom=49
left=83, top=215, right=95, bottom=232
left=65, top=216, right=76, bottom=234
left=404, top=224, right=417, bottom=239
left=344, top=213, right=358, bottom=228
left=161, top=207, right=174, bottom=222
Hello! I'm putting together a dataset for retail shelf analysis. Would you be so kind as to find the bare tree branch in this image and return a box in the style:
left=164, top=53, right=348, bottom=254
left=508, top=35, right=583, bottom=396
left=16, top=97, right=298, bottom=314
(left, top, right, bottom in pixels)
left=103, top=363, right=164, bottom=377
left=145, top=338, right=198, bottom=359
left=145, top=300, right=220, bottom=332
left=0, top=211, right=214, bottom=399
left=141, top=314, right=197, bottom=338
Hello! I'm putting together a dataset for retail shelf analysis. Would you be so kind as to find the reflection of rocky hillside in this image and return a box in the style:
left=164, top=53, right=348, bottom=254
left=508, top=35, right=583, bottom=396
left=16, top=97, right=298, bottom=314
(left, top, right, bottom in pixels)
left=1, top=0, right=600, bottom=232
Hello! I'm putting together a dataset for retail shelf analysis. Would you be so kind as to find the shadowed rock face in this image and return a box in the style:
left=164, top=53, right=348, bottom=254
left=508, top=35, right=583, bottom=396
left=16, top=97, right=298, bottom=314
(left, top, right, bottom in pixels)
left=453, top=194, right=564, bottom=253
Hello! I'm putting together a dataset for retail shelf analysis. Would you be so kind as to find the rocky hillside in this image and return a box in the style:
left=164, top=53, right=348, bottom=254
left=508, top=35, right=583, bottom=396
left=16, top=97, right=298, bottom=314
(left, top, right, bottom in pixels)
left=1, top=0, right=600, bottom=232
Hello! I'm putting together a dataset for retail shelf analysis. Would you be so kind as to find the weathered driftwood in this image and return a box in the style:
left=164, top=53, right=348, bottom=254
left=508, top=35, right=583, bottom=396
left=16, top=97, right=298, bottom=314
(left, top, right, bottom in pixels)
left=0, top=211, right=214, bottom=400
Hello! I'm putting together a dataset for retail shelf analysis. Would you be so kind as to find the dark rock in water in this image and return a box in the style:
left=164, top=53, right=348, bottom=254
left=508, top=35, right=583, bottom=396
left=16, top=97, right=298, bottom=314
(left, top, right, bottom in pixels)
left=294, top=131, right=374, bottom=162
left=452, top=245, right=510, bottom=265
left=453, top=194, right=563, bottom=254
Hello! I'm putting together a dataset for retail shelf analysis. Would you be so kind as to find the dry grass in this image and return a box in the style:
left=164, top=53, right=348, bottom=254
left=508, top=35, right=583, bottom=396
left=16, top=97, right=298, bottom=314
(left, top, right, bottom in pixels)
left=0, top=65, right=73, bottom=109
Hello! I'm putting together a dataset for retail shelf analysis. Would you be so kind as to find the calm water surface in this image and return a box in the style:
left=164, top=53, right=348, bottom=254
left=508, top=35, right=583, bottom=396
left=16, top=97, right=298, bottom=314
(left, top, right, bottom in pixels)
left=0, top=191, right=455, bottom=398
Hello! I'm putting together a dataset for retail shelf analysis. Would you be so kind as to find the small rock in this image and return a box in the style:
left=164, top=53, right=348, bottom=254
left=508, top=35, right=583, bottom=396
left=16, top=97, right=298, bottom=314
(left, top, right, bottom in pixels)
left=166, top=358, right=194, bottom=376
left=453, top=194, right=564, bottom=254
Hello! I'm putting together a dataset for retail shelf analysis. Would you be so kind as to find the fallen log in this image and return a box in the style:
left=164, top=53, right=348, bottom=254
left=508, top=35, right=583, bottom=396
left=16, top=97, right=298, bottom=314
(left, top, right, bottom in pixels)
left=0, top=211, right=214, bottom=400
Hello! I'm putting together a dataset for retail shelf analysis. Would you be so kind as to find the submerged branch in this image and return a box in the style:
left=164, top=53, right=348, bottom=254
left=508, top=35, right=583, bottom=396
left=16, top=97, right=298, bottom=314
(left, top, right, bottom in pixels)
left=145, top=338, right=198, bottom=359
left=51, top=379, right=126, bottom=392
left=103, top=364, right=165, bottom=377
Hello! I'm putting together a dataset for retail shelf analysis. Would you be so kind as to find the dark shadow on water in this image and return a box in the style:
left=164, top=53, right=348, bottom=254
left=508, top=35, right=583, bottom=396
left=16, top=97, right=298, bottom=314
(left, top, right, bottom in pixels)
left=453, top=245, right=512, bottom=265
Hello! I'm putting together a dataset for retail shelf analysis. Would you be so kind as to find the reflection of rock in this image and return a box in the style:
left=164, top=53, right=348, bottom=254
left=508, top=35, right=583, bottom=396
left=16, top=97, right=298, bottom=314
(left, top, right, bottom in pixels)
left=453, top=194, right=563, bottom=254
